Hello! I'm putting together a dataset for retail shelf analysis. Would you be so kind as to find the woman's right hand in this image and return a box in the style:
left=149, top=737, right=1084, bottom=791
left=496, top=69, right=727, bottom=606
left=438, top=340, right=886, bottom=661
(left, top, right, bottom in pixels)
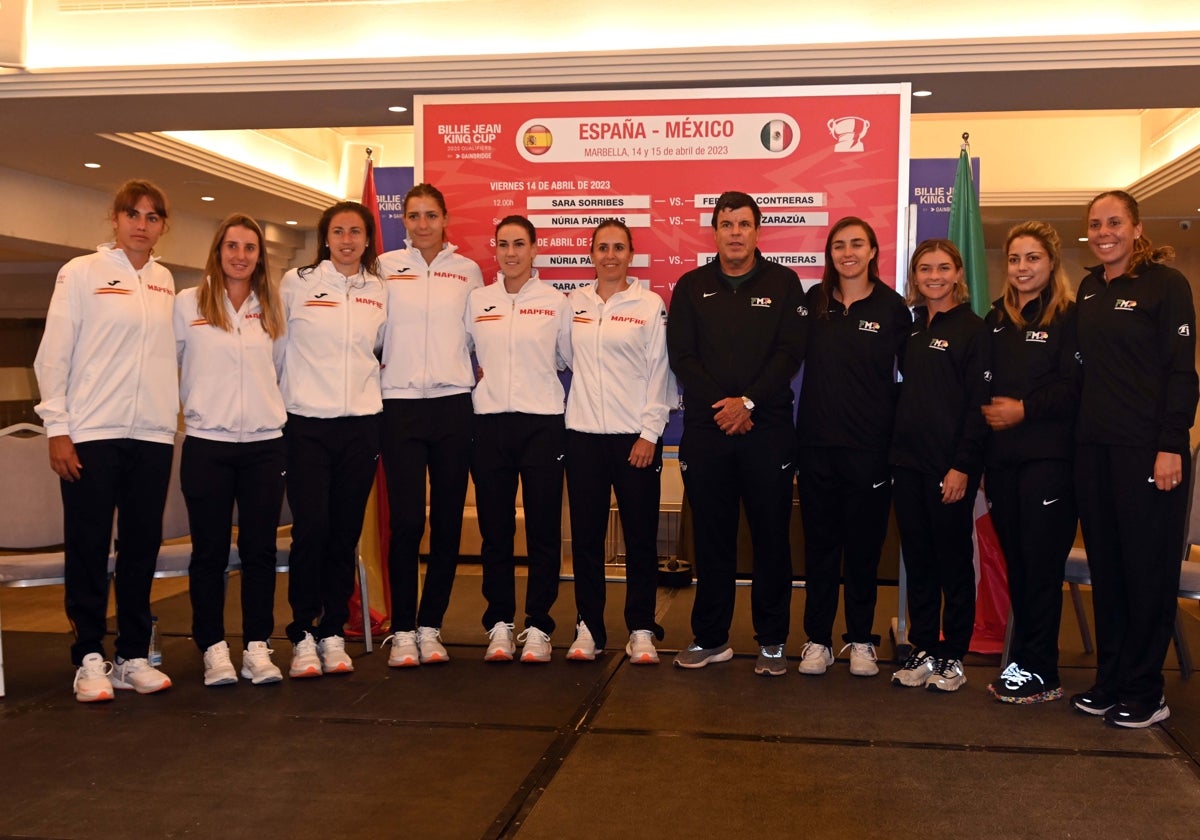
left=48, top=435, right=82, bottom=481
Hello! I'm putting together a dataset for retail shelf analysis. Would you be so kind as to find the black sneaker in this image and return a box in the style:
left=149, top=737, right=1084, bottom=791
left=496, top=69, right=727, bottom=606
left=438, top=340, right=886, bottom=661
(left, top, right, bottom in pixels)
left=1104, top=696, right=1171, bottom=729
left=1070, top=688, right=1117, bottom=716
left=987, top=662, right=1063, bottom=704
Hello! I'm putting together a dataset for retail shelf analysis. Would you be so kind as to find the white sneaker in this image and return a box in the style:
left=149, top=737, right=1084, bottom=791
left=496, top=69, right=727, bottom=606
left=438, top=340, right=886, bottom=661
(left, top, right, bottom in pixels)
left=841, top=641, right=880, bottom=677
left=518, top=627, right=552, bottom=663
left=383, top=630, right=420, bottom=668
left=927, top=658, right=966, bottom=692
left=289, top=631, right=322, bottom=679
left=485, top=621, right=516, bottom=662
left=73, top=652, right=114, bottom=703
left=416, top=626, right=450, bottom=664
left=625, top=630, right=660, bottom=665
left=567, top=621, right=598, bottom=661
left=892, top=649, right=936, bottom=687
left=317, top=634, right=354, bottom=674
left=241, top=641, right=283, bottom=684
left=202, top=641, right=238, bottom=686
left=111, top=656, right=172, bottom=694
left=797, top=641, right=834, bottom=675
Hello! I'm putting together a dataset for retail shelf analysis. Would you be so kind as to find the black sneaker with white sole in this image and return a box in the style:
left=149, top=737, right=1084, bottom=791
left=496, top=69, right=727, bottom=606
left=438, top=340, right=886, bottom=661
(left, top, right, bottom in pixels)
left=987, top=662, right=1063, bottom=704
left=1104, top=696, right=1171, bottom=729
left=1070, top=688, right=1117, bottom=716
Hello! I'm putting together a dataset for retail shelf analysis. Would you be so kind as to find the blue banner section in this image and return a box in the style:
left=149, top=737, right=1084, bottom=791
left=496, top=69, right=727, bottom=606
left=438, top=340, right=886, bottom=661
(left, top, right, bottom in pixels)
left=374, top=166, right=414, bottom=251
left=909, top=157, right=980, bottom=243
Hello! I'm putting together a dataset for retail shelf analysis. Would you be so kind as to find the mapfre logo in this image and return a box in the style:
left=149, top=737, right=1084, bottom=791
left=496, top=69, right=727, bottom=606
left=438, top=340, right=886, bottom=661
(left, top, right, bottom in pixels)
left=355, top=297, right=384, bottom=311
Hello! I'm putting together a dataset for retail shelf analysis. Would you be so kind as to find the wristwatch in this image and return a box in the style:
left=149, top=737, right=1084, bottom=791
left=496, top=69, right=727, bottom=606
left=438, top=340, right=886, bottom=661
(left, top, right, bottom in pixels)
left=741, top=395, right=755, bottom=412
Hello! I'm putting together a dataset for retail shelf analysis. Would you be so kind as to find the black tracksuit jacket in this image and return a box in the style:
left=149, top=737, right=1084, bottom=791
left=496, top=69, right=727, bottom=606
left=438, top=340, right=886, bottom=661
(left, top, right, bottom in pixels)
left=984, top=293, right=1080, bottom=468
left=890, top=302, right=989, bottom=477
left=667, top=250, right=808, bottom=431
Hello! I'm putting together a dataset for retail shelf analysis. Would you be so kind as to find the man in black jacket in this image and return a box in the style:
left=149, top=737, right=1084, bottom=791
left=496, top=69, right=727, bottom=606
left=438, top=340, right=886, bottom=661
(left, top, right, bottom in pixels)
left=667, top=191, right=808, bottom=674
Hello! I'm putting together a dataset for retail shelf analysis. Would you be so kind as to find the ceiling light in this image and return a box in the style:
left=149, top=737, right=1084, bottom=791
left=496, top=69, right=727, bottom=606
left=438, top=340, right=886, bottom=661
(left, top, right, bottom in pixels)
left=83, top=162, right=101, bottom=169
left=388, top=105, right=408, bottom=113
left=913, top=90, right=932, bottom=97
left=200, top=196, right=215, bottom=202
left=1078, top=237, right=1088, bottom=242
left=285, top=220, right=298, bottom=225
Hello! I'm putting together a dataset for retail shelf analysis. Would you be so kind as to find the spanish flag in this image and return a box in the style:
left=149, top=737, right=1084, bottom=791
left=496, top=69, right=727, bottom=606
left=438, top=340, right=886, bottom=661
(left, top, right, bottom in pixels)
left=523, top=124, right=553, bottom=156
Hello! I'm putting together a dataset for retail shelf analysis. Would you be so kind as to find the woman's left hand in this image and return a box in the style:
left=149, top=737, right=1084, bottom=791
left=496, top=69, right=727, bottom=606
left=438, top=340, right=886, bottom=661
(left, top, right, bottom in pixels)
left=1153, top=450, right=1184, bottom=492
left=628, top=438, right=655, bottom=469
left=981, top=397, right=1025, bottom=430
left=940, top=468, right=968, bottom=504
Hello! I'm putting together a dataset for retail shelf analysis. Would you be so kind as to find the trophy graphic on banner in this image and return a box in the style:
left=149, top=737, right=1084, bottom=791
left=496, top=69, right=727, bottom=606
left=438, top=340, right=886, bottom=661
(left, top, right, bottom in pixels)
left=827, top=116, right=870, bottom=152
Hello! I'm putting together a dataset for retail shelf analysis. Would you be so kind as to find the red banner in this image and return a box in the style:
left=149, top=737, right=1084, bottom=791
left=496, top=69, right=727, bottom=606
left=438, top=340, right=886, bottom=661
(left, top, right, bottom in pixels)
left=417, top=85, right=911, bottom=301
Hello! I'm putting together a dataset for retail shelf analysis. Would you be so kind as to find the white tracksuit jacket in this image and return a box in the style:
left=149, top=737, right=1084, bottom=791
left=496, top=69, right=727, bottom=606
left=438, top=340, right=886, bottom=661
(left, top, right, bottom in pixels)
left=279, top=261, right=386, bottom=418
left=465, top=272, right=572, bottom=416
left=34, top=244, right=178, bottom=444
left=565, top=280, right=675, bottom=442
left=174, top=284, right=286, bottom=442
left=378, top=241, right=483, bottom=399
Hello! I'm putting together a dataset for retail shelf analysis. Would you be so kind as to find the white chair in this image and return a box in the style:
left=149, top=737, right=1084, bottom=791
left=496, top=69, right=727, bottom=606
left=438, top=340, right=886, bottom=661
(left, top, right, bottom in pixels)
left=1065, top=443, right=1200, bottom=678
left=0, top=424, right=71, bottom=697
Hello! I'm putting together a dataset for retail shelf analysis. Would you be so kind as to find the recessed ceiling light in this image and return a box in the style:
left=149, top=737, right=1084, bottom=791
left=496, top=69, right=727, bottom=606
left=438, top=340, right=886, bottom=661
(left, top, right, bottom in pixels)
left=83, top=162, right=101, bottom=169
left=285, top=220, right=298, bottom=225
left=388, top=105, right=408, bottom=113
left=200, top=196, right=215, bottom=202
left=913, top=90, right=933, bottom=97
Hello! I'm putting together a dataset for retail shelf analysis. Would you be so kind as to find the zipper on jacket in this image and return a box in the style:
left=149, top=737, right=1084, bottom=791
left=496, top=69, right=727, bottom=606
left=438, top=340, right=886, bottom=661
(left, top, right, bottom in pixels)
left=422, top=261, right=433, bottom=397
left=343, top=278, right=353, bottom=415
left=506, top=292, right=517, bottom=411
left=595, top=297, right=608, bottom=430
left=130, top=262, right=148, bottom=438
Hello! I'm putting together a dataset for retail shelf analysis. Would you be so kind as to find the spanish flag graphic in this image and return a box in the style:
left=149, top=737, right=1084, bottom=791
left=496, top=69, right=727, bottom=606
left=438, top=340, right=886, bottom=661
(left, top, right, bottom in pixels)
left=523, top=124, right=553, bottom=156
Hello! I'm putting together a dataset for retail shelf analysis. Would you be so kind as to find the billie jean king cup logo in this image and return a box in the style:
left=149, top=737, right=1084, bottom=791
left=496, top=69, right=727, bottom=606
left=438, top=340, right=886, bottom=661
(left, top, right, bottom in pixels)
left=827, top=116, right=869, bottom=152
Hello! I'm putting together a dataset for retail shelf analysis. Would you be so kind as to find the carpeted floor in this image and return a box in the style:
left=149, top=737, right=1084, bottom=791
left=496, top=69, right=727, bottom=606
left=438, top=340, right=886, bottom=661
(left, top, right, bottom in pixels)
left=2, top=572, right=1200, bottom=839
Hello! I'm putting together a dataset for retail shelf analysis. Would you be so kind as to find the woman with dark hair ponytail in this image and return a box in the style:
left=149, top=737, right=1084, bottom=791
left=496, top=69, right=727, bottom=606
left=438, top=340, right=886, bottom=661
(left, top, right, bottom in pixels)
left=1070, top=190, right=1198, bottom=727
left=564, top=219, right=673, bottom=665
left=278, top=200, right=387, bottom=679
left=377, top=183, right=484, bottom=668
left=35, top=179, right=177, bottom=702
left=794, top=217, right=910, bottom=679
left=465, top=215, right=572, bottom=664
